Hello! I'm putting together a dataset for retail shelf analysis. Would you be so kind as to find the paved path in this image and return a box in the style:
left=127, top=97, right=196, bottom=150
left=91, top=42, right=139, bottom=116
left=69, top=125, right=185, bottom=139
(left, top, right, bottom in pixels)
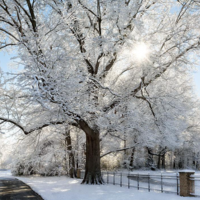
left=0, top=178, right=44, bottom=200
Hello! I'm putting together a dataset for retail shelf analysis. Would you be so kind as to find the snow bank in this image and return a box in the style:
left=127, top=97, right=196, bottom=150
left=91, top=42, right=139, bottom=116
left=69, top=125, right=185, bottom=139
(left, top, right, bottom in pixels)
left=179, top=170, right=195, bottom=173
left=0, top=170, right=197, bottom=200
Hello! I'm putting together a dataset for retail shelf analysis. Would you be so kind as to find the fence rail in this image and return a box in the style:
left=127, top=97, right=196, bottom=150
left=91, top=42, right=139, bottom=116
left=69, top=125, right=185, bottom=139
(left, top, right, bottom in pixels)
left=80, top=171, right=180, bottom=195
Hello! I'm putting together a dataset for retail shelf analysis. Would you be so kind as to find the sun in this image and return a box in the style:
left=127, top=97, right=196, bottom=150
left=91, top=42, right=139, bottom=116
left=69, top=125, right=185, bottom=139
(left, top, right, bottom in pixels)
left=131, top=42, right=149, bottom=62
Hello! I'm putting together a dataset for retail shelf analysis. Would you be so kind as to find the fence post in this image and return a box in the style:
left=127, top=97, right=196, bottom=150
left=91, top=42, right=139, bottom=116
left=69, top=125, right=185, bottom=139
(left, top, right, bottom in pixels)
left=161, top=173, right=163, bottom=193
left=179, top=171, right=195, bottom=197
left=76, top=169, right=81, bottom=179
left=137, top=173, right=139, bottom=190
left=176, top=173, right=179, bottom=195
left=120, top=173, right=122, bottom=187
left=107, top=171, right=109, bottom=184
left=128, top=172, right=130, bottom=189
left=148, top=173, right=150, bottom=192
left=113, top=172, right=115, bottom=185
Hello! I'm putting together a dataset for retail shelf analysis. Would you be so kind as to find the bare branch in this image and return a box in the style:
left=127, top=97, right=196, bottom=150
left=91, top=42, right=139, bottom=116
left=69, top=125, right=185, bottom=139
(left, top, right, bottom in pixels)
left=0, top=117, right=66, bottom=135
left=94, top=53, right=103, bottom=74
left=70, top=27, right=94, bottom=74
left=25, top=0, right=37, bottom=32
left=78, top=0, right=97, bottom=17
left=0, top=43, right=16, bottom=49
left=97, top=0, right=102, bottom=36
left=100, top=145, right=138, bottom=158
left=100, top=53, right=117, bottom=79
left=0, top=28, right=19, bottom=41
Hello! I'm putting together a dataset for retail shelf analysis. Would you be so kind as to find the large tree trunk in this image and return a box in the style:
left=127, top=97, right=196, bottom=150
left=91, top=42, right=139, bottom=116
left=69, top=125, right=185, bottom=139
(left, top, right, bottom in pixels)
left=79, top=119, right=104, bottom=184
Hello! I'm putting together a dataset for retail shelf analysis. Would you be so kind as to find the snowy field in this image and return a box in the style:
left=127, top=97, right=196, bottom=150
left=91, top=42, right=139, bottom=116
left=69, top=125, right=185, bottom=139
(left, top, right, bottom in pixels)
left=1, top=170, right=200, bottom=200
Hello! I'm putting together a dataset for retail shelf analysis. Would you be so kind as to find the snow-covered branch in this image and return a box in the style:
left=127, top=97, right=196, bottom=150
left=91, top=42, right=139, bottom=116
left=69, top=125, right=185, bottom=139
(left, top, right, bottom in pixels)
left=89, top=77, right=121, bottom=97
left=100, top=146, right=138, bottom=158
left=0, top=117, right=66, bottom=135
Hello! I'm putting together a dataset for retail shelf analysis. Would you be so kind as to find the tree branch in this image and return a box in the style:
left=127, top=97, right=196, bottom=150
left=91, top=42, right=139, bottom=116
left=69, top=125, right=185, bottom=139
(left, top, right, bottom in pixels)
left=100, top=146, right=137, bottom=158
left=0, top=117, right=66, bottom=135
left=103, top=41, right=199, bottom=113
left=78, top=0, right=97, bottom=17
left=100, top=53, right=117, bottom=79
left=0, top=28, right=19, bottom=41
left=0, top=43, right=16, bottom=49
left=69, top=27, right=94, bottom=75
left=89, top=77, right=120, bottom=97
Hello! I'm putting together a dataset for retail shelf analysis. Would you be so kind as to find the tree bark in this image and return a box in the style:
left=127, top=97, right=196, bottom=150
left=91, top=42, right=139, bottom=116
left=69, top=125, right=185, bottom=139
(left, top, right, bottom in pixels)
left=65, top=128, right=76, bottom=178
left=123, top=136, right=127, bottom=156
left=129, top=148, right=135, bottom=167
left=157, top=154, right=161, bottom=169
left=161, top=154, right=165, bottom=169
left=78, top=119, right=104, bottom=184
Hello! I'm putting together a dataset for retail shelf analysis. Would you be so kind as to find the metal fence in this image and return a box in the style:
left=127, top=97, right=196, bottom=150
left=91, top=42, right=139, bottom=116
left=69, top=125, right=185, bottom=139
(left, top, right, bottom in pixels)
left=190, top=174, right=200, bottom=197
left=80, top=171, right=180, bottom=195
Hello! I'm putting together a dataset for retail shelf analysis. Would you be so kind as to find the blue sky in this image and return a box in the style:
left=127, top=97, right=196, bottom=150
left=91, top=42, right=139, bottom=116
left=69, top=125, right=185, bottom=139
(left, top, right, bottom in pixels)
left=0, top=51, right=200, bottom=97
left=0, top=51, right=21, bottom=73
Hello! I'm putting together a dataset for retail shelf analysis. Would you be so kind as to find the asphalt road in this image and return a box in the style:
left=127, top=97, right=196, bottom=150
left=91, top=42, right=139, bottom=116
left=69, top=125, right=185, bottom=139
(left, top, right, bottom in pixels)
left=0, top=178, right=44, bottom=200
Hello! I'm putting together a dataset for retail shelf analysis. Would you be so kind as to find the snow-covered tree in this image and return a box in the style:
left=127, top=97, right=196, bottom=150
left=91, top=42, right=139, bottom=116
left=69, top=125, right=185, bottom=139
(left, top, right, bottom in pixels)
left=11, top=125, right=83, bottom=176
left=0, top=0, right=200, bottom=184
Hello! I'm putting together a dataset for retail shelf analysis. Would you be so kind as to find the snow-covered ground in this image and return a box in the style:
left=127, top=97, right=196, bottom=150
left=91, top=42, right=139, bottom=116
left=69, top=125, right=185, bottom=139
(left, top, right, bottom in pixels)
left=0, top=170, right=199, bottom=200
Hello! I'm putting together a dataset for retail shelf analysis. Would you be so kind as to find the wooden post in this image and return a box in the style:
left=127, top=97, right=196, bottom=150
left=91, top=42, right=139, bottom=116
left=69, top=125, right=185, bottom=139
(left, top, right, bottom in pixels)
left=179, top=171, right=195, bottom=197
left=76, top=169, right=82, bottom=179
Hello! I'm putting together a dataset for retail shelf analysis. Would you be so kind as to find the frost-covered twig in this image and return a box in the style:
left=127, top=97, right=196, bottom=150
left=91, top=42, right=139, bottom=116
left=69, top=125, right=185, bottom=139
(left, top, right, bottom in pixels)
left=89, top=77, right=121, bottom=97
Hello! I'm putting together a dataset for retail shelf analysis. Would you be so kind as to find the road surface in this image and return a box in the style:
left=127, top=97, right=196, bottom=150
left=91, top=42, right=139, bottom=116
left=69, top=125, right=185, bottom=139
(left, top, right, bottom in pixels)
left=0, top=178, right=44, bottom=200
